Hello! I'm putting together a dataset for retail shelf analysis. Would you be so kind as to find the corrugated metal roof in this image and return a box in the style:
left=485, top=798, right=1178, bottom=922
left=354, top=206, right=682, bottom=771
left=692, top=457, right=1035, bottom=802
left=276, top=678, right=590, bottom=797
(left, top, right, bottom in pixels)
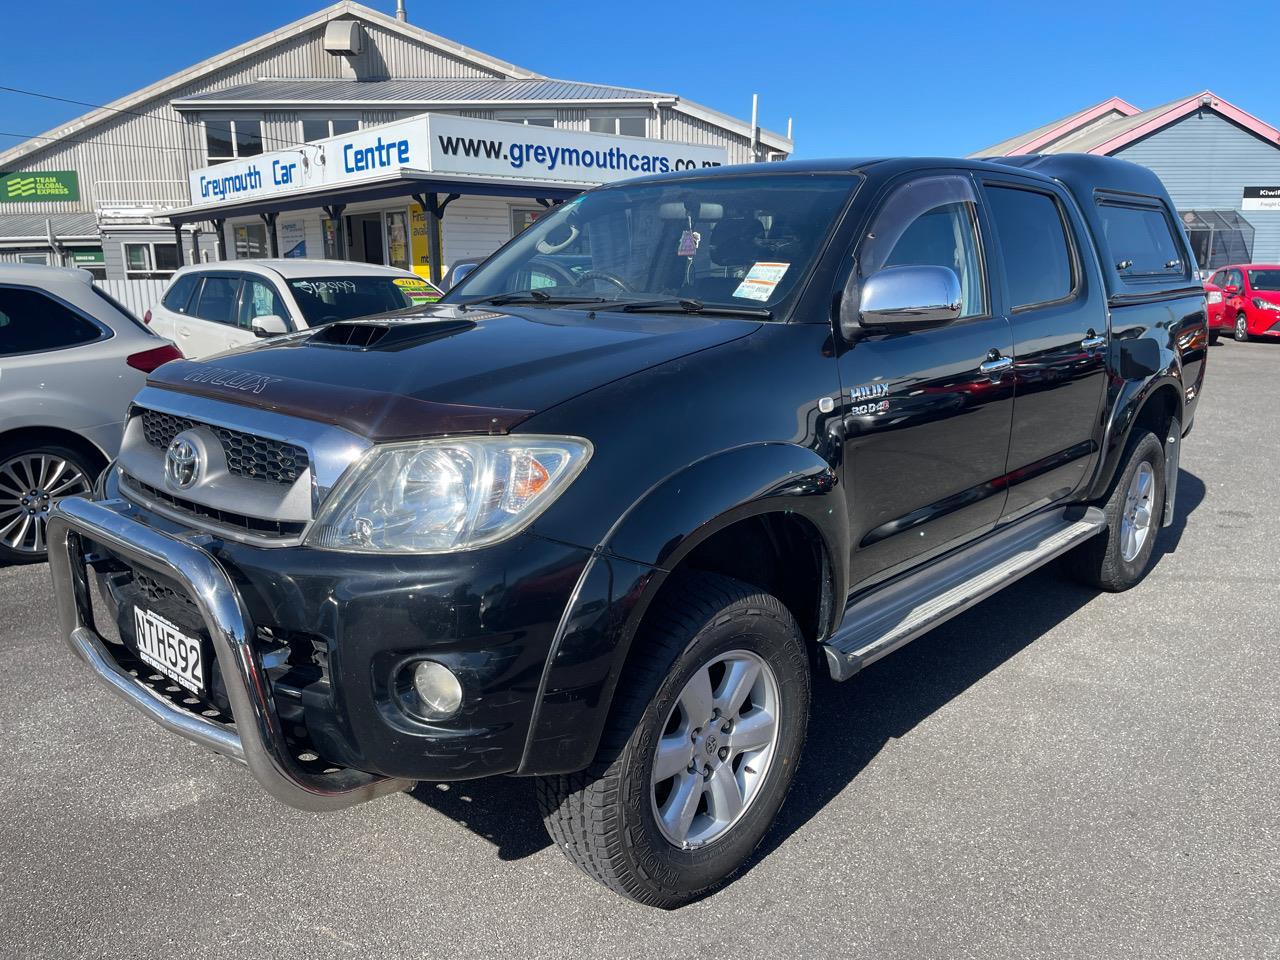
left=0, top=212, right=98, bottom=240
left=172, top=77, right=675, bottom=107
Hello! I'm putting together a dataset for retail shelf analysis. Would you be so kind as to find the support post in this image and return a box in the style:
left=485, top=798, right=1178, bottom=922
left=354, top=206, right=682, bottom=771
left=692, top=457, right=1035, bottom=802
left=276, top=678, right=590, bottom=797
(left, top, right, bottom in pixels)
left=212, top=218, right=226, bottom=260
left=412, top=193, right=460, bottom=286
left=260, top=212, right=279, bottom=258
left=173, top=224, right=185, bottom=267
left=323, top=204, right=347, bottom=260
left=190, top=227, right=202, bottom=265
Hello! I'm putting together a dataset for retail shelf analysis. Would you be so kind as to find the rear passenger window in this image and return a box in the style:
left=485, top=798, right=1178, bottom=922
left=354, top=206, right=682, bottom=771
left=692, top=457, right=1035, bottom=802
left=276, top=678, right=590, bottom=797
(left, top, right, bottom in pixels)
left=0, top=286, right=105, bottom=356
left=986, top=186, right=1074, bottom=309
left=191, top=276, right=241, bottom=326
left=1096, top=201, right=1184, bottom=277
left=162, top=274, right=200, bottom=314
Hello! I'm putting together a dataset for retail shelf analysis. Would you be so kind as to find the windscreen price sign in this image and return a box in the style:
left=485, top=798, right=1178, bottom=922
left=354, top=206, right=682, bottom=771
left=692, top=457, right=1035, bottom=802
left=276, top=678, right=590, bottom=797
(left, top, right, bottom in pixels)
left=0, top=170, right=79, bottom=202
left=1242, top=187, right=1280, bottom=211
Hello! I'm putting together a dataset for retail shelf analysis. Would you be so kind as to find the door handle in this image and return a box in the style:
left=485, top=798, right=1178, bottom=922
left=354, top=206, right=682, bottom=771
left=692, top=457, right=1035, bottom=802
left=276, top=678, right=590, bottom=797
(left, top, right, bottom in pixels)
left=1081, top=331, right=1107, bottom=350
left=978, top=353, right=1013, bottom=378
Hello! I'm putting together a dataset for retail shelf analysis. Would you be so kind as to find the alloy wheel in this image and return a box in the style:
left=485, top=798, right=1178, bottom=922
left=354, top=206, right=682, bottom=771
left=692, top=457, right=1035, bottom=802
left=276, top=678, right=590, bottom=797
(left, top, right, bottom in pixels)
left=0, top=454, right=91, bottom=556
left=1119, top=460, right=1155, bottom=563
left=650, top=649, right=781, bottom=849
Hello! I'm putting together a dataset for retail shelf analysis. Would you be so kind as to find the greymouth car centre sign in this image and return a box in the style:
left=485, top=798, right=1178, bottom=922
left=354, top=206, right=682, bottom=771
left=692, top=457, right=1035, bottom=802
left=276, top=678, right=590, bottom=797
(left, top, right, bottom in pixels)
left=187, top=114, right=728, bottom=208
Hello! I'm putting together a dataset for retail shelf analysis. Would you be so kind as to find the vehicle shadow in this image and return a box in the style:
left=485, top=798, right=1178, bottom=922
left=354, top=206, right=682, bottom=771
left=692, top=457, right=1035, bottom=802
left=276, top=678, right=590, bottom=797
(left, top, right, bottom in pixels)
left=744, top=467, right=1205, bottom=874
left=400, top=470, right=1205, bottom=873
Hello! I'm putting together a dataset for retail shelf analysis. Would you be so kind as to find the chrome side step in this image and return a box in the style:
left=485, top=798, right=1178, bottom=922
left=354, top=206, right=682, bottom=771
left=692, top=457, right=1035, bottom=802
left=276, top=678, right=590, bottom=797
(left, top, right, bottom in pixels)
left=822, top=506, right=1106, bottom=681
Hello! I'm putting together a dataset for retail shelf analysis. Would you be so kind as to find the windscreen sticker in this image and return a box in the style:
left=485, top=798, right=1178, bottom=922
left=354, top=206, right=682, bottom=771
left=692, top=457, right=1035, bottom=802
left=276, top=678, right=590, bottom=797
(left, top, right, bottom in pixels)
left=677, top=229, right=701, bottom=257
left=732, top=261, right=790, bottom=301
left=394, top=276, right=443, bottom=302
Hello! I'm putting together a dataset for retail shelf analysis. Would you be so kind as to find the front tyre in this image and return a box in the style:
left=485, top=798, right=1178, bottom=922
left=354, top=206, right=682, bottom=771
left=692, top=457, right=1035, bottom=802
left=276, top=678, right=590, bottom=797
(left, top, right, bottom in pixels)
left=1065, top=430, right=1165, bottom=592
left=1235, top=313, right=1250, bottom=342
left=537, top=572, right=810, bottom=908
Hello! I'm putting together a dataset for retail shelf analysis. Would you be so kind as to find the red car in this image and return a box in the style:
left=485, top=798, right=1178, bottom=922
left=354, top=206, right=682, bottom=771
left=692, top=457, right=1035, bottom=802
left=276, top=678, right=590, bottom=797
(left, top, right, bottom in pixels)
left=1203, top=279, right=1227, bottom=344
left=1207, top=264, right=1280, bottom=342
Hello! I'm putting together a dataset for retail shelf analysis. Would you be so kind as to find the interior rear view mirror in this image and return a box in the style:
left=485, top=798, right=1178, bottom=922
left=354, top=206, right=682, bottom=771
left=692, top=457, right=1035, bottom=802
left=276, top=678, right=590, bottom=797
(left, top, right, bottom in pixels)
left=842, top=264, right=963, bottom=337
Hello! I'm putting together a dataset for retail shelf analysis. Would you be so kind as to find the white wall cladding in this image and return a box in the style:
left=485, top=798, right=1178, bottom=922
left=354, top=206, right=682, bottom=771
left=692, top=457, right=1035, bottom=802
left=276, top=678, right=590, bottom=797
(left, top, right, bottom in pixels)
left=344, top=20, right=508, bottom=80
left=1113, top=111, right=1280, bottom=263
left=555, top=108, right=588, bottom=132
left=95, top=278, right=169, bottom=317
left=441, top=195, right=526, bottom=264
left=0, top=17, right=512, bottom=219
left=660, top=107, right=754, bottom=163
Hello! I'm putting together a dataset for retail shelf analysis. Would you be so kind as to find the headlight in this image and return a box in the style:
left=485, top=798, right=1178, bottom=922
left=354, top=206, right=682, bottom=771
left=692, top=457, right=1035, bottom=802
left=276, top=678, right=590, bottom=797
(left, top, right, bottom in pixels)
left=307, top=435, right=591, bottom=553
left=1206, top=291, right=1222, bottom=304
left=1253, top=297, right=1280, bottom=312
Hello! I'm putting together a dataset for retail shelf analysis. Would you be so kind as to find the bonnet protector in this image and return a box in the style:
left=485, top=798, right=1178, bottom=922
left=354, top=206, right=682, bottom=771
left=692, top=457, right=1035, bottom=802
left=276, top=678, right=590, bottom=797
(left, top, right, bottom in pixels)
left=148, top=360, right=533, bottom=441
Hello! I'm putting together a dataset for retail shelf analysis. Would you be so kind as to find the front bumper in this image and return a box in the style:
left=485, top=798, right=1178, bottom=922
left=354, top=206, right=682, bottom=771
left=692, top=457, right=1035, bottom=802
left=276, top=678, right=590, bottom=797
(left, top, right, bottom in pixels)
left=48, top=496, right=412, bottom=811
left=49, top=491, right=596, bottom=809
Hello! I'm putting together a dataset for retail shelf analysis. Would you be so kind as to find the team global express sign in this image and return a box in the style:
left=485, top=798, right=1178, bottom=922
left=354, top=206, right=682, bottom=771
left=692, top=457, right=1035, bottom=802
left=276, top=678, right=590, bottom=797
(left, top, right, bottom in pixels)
left=188, top=115, right=727, bottom=207
left=0, top=170, right=79, bottom=202
left=1242, top=187, right=1280, bottom=212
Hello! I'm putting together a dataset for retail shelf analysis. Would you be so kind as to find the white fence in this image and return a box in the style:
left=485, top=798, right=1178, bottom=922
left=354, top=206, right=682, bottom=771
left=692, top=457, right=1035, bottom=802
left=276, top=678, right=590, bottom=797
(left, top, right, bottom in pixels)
left=95, top=278, right=167, bottom=318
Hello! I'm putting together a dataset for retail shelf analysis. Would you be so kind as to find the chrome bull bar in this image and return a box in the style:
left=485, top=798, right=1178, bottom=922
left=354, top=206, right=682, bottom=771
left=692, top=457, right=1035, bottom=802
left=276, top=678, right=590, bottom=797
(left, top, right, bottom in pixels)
left=46, top=496, right=413, bottom=812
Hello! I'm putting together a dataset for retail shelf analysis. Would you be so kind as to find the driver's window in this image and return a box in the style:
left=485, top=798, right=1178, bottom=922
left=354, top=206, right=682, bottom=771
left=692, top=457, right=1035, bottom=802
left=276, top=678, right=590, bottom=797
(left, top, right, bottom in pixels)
left=856, top=175, right=986, bottom=318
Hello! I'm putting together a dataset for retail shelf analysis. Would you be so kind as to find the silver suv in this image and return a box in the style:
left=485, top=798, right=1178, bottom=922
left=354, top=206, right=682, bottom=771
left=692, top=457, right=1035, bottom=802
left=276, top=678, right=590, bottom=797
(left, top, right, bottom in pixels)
left=0, top=264, right=180, bottom=561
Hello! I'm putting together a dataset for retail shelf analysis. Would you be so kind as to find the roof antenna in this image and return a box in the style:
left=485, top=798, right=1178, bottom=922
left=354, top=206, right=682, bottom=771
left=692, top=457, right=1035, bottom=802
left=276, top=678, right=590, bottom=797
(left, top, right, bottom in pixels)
left=395, top=0, right=407, bottom=21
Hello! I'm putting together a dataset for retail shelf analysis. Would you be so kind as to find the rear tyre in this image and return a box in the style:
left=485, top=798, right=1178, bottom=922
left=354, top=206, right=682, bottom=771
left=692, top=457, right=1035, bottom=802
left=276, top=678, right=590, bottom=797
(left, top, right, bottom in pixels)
left=536, top=571, right=810, bottom=908
left=1234, top=313, right=1250, bottom=342
left=1065, top=430, right=1165, bottom=592
left=0, top=442, right=97, bottom=564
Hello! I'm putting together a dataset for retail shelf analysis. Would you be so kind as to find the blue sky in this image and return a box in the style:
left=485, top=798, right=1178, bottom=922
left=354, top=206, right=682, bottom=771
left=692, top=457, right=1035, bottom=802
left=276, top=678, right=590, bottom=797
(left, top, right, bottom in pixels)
left=3, top=0, right=1280, bottom=159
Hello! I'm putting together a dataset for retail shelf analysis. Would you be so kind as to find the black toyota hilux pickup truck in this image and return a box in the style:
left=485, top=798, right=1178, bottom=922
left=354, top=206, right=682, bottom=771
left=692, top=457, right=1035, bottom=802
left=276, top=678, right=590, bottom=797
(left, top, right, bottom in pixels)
left=48, top=154, right=1206, bottom=908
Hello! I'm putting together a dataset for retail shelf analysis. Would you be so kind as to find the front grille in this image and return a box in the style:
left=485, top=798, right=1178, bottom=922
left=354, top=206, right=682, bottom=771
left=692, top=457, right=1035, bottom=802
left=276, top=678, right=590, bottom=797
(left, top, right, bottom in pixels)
left=134, top=568, right=197, bottom=613
left=139, top=408, right=308, bottom=485
left=128, top=477, right=307, bottom=538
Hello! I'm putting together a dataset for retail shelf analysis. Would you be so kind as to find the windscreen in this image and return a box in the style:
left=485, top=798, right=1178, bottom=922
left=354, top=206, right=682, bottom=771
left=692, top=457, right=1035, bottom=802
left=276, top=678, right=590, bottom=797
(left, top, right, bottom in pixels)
left=286, top=276, right=439, bottom=325
left=445, top=174, right=857, bottom=316
left=1248, top=269, right=1280, bottom=292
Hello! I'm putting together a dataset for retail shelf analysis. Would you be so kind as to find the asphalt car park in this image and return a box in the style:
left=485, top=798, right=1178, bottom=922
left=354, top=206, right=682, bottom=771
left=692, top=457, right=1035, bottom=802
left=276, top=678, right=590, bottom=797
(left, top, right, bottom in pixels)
left=0, top=340, right=1275, bottom=959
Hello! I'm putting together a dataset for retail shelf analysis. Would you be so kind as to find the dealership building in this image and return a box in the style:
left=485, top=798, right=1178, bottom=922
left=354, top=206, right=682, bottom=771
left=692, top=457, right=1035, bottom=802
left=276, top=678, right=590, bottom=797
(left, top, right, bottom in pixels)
left=0, top=1, right=790, bottom=298
left=976, top=91, right=1280, bottom=271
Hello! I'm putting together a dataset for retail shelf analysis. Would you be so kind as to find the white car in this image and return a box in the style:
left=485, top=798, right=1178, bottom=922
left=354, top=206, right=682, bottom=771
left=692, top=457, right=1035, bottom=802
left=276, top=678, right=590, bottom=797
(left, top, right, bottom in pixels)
left=146, top=259, right=442, bottom=358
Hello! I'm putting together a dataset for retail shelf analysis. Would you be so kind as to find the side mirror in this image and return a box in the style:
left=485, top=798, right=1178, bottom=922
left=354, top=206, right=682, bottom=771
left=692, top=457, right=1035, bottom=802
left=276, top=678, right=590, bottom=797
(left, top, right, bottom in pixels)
left=251, top=314, right=289, bottom=338
left=448, top=262, right=479, bottom=289
left=1223, top=284, right=1240, bottom=296
left=841, top=264, right=962, bottom=338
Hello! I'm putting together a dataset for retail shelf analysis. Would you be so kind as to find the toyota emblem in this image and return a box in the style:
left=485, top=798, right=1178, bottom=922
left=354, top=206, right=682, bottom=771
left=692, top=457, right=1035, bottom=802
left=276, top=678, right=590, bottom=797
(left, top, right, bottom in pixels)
left=164, top=434, right=201, bottom=490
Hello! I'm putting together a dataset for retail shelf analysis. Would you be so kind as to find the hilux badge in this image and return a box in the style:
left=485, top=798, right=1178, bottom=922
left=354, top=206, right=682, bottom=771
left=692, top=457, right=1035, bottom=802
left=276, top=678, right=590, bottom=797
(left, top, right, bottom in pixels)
left=164, top=434, right=201, bottom=490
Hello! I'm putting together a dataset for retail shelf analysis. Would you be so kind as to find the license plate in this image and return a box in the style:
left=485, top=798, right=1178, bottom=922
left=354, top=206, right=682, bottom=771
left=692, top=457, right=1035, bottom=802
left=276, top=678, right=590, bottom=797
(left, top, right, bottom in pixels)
left=132, top=606, right=205, bottom=695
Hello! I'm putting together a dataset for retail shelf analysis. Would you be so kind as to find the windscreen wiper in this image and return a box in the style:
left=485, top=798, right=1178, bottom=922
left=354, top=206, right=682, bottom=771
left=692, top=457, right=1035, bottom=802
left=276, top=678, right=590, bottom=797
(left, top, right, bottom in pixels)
left=615, top=297, right=774, bottom=319
left=455, top=290, right=609, bottom=309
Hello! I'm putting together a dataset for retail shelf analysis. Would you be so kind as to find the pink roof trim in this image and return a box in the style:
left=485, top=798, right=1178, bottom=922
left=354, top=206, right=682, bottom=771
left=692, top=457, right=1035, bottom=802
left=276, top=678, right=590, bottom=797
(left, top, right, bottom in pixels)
left=1088, top=91, right=1280, bottom=155
left=1008, top=97, right=1141, bottom=155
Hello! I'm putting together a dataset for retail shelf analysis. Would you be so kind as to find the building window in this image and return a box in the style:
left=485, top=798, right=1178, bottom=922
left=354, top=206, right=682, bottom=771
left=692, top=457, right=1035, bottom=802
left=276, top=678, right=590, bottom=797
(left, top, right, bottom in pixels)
left=205, top=118, right=264, bottom=164
left=301, top=117, right=360, bottom=142
left=1180, top=210, right=1255, bottom=273
left=589, top=116, right=647, bottom=137
left=123, top=242, right=179, bottom=278
left=498, top=115, right=555, bottom=128
left=234, top=223, right=269, bottom=258
left=17, top=252, right=50, bottom=265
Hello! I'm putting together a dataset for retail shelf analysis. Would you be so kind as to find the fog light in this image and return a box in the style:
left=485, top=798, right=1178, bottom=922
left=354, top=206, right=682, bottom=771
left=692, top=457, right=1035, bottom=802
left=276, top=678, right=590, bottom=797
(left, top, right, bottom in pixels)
left=412, top=661, right=463, bottom=719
